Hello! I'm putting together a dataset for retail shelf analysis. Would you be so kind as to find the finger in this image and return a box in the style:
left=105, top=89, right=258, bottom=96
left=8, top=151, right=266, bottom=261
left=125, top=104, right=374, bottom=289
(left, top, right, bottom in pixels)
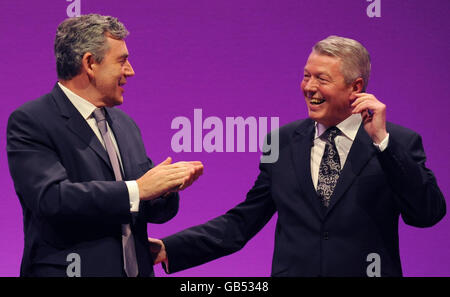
left=181, top=169, right=196, bottom=188
left=148, top=237, right=159, bottom=243
left=196, top=164, right=204, bottom=174
left=192, top=163, right=203, bottom=180
left=353, top=94, right=379, bottom=106
left=182, top=168, right=194, bottom=181
left=179, top=180, right=193, bottom=191
left=352, top=101, right=375, bottom=114
left=193, top=165, right=203, bottom=180
left=164, top=162, right=195, bottom=170
left=148, top=238, right=162, bottom=251
left=150, top=166, right=184, bottom=178
left=155, top=157, right=172, bottom=168
left=350, top=96, right=373, bottom=108
left=169, top=176, right=188, bottom=190
left=170, top=161, right=202, bottom=168
left=160, top=165, right=193, bottom=176
left=169, top=161, right=189, bottom=167
left=177, top=182, right=186, bottom=191
left=350, top=92, right=365, bottom=103
left=166, top=168, right=192, bottom=180
left=181, top=168, right=197, bottom=188
left=361, top=110, right=373, bottom=124
left=168, top=162, right=201, bottom=176
left=181, top=168, right=202, bottom=190
left=178, top=180, right=190, bottom=191
left=157, top=171, right=190, bottom=192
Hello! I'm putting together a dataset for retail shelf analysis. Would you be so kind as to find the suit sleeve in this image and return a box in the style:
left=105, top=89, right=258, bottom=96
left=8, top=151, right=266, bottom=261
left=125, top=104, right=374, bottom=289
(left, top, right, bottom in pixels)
left=7, top=109, right=131, bottom=224
left=162, top=161, right=276, bottom=274
left=140, top=159, right=180, bottom=224
left=377, top=132, right=446, bottom=227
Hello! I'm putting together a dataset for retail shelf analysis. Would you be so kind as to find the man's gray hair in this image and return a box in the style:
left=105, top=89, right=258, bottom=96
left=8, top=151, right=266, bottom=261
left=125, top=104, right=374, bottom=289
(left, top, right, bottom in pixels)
left=54, top=14, right=129, bottom=80
left=313, top=35, right=371, bottom=90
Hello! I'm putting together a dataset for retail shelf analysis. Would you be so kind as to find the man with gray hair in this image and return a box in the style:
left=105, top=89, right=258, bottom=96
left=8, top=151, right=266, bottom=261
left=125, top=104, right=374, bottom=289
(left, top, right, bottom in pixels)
left=149, top=35, right=445, bottom=276
left=7, top=14, right=203, bottom=277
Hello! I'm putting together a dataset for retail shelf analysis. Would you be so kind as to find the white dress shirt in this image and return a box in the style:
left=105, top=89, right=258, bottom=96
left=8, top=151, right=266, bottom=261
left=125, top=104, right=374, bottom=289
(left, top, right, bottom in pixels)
left=58, top=82, right=140, bottom=212
left=311, top=114, right=389, bottom=190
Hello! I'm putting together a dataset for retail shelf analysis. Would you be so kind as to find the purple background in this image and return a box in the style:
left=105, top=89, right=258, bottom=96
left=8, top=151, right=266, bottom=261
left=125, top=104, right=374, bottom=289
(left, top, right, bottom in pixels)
left=0, top=0, right=449, bottom=276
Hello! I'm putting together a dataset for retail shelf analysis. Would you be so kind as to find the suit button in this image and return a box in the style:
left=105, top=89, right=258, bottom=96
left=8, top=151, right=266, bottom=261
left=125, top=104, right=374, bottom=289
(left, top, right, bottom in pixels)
left=324, top=232, right=329, bottom=240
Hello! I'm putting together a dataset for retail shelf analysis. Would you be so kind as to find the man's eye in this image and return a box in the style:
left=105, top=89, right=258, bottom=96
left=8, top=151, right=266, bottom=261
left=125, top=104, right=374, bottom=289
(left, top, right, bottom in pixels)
left=318, top=77, right=328, bottom=82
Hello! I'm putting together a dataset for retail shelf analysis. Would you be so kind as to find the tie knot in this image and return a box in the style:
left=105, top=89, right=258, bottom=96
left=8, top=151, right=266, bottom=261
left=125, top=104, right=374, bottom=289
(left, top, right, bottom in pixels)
left=322, top=127, right=340, bottom=143
left=93, top=108, right=106, bottom=123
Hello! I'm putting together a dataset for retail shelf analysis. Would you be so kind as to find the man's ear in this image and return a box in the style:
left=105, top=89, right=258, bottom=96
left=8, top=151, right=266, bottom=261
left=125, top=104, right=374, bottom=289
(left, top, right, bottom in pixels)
left=351, top=78, right=364, bottom=95
left=81, top=52, right=96, bottom=79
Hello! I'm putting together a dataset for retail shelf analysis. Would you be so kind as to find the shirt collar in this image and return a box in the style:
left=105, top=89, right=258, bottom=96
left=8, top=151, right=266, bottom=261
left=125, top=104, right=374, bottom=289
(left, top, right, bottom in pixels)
left=314, top=113, right=362, bottom=141
left=58, top=82, right=97, bottom=120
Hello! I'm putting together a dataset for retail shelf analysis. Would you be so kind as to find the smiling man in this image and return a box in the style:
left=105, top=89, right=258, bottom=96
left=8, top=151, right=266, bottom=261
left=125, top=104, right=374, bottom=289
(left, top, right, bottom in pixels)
left=149, top=35, right=446, bottom=277
left=7, top=14, right=203, bottom=277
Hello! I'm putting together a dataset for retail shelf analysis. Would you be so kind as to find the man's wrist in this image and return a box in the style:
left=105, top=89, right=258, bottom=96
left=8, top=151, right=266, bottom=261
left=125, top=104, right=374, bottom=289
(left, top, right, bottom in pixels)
left=373, top=133, right=389, bottom=152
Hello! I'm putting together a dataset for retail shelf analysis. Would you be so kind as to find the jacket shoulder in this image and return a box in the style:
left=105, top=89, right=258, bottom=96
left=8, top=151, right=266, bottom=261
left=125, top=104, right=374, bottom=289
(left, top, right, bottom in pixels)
left=278, top=119, right=310, bottom=136
left=12, top=92, right=55, bottom=115
left=386, top=121, right=420, bottom=141
left=8, top=91, right=57, bottom=129
left=268, top=118, right=312, bottom=148
left=106, top=107, right=139, bottom=129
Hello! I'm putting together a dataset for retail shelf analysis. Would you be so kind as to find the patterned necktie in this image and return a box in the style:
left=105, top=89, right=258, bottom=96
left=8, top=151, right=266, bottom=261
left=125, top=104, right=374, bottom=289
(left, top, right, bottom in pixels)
left=93, top=108, right=139, bottom=277
left=316, top=127, right=341, bottom=207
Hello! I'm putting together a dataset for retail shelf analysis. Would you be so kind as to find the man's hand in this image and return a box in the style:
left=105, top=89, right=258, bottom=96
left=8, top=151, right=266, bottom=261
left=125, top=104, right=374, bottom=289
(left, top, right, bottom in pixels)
left=178, top=161, right=203, bottom=191
left=351, top=93, right=388, bottom=144
left=137, top=157, right=204, bottom=201
left=148, top=237, right=167, bottom=265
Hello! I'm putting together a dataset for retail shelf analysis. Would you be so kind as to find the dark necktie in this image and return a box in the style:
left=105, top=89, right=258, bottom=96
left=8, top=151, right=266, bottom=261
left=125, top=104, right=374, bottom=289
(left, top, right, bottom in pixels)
left=316, top=127, right=341, bottom=207
left=93, top=108, right=138, bottom=277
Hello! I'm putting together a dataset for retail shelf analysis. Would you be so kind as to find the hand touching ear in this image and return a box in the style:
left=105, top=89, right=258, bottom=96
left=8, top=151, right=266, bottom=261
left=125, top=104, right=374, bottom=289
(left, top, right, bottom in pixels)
left=351, top=93, right=388, bottom=144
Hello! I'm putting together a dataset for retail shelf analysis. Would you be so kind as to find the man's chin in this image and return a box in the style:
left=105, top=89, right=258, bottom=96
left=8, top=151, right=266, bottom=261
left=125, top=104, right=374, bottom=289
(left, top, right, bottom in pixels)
left=307, top=110, right=333, bottom=127
left=307, top=109, right=323, bottom=122
left=109, top=96, right=124, bottom=107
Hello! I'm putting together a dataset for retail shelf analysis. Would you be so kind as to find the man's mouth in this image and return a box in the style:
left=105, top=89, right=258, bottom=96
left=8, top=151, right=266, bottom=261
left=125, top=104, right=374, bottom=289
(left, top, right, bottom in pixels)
left=308, top=97, right=326, bottom=105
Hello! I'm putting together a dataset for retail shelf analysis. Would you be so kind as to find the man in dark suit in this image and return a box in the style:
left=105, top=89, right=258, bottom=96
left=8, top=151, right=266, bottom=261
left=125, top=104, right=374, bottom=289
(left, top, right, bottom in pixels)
left=149, top=36, right=446, bottom=276
left=6, top=14, right=203, bottom=277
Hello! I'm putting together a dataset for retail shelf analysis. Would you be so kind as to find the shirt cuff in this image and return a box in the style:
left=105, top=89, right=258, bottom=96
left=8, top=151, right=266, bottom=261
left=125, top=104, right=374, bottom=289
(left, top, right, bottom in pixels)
left=373, top=133, right=389, bottom=152
left=125, top=180, right=140, bottom=212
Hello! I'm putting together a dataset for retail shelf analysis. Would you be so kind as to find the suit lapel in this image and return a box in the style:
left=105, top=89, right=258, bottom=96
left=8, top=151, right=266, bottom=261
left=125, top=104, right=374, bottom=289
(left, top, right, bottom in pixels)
left=50, top=84, right=112, bottom=172
left=325, top=124, right=377, bottom=215
left=291, top=119, right=324, bottom=219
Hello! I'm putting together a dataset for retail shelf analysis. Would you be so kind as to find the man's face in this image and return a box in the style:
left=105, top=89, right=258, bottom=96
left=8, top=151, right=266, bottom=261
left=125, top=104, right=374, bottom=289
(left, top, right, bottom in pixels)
left=91, top=37, right=135, bottom=107
left=301, top=52, right=354, bottom=127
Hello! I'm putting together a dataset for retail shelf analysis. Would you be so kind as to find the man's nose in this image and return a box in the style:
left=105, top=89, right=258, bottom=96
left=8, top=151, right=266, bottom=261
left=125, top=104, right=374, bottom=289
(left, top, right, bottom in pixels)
left=124, top=60, right=135, bottom=77
left=303, top=77, right=318, bottom=92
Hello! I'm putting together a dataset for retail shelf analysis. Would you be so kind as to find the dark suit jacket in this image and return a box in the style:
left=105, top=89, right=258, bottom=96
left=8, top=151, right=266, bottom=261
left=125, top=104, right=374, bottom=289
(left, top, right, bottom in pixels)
left=162, top=118, right=446, bottom=276
left=7, top=84, right=179, bottom=277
